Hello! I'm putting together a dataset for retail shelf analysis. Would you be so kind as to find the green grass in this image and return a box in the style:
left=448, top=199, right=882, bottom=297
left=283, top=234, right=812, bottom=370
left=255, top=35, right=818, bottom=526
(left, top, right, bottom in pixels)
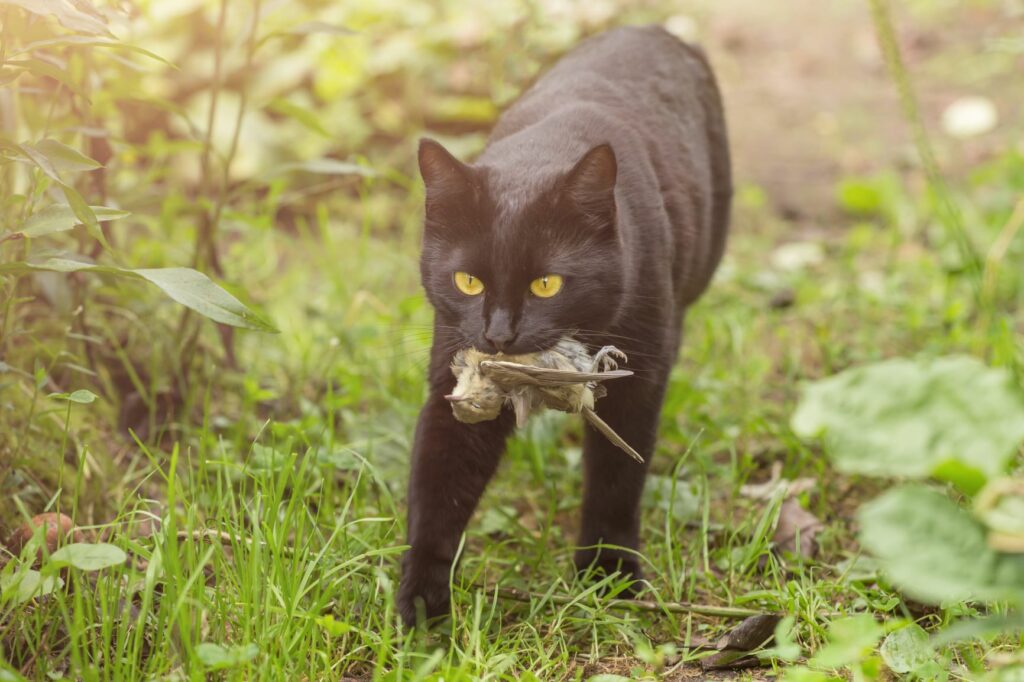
left=3, top=158, right=1022, bottom=679
left=3, top=0, right=1024, bottom=679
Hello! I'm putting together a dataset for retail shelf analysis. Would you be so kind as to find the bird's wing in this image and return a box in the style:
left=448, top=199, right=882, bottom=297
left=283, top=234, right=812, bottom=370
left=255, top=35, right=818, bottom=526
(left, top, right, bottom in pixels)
left=581, top=407, right=644, bottom=463
left=480, top=361, right=632, bottom=386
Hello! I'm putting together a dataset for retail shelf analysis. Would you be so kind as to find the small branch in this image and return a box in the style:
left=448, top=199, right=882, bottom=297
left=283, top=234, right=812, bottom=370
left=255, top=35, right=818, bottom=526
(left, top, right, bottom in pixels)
left=176, top=529, right=295, bottom=556
left=479, top=584, right=768, bottom=620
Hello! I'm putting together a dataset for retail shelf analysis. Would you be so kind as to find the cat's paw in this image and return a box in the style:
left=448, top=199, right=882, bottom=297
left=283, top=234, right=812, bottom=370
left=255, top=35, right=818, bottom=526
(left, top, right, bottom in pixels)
left=397, top=551, right=452, bottom=627
left=573, top=548, right=644, bottom=598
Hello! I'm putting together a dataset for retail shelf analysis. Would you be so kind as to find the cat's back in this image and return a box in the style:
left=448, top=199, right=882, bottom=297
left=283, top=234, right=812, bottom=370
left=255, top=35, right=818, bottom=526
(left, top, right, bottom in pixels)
left=483, top=25, right=731, bottom=308
left=491, top=26, right=711, bottom=134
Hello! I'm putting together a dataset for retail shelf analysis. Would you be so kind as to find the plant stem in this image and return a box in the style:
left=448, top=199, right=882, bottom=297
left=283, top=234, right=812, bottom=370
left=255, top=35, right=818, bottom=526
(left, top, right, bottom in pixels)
left=867, top=0, right=983, bottom=296
left=193, top=0, right=229, bottom=273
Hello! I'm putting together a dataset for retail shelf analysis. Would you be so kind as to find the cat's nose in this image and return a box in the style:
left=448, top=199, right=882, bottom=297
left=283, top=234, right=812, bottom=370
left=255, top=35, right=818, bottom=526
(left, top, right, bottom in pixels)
left=484, top=309, right=517, bottom=352
left=483, top=329, right=517, bottom=352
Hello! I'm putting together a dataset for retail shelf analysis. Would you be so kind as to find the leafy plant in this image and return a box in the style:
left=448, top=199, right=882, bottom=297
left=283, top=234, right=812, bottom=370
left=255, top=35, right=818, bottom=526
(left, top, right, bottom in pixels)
left=794, top=354, right=1024, bottom=676
left=0, top=3, right=275, bottom=332
left=792, top=355, right=1024, bottom=492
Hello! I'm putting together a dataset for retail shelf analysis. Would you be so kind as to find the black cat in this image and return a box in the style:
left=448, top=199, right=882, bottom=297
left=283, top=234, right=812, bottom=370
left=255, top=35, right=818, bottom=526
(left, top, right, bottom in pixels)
left=398, top=25, right=731, bottom=625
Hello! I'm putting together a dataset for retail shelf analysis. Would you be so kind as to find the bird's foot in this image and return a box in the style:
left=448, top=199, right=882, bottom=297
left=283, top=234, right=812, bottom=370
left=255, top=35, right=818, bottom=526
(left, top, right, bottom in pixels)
left=592, top=346, right=628, bottom=372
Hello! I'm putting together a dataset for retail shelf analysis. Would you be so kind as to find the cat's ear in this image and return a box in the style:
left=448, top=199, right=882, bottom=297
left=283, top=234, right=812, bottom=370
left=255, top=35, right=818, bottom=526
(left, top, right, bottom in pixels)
left=563, top=143, right=617, bottom=221
left=418, top=138, right=475, bottom=201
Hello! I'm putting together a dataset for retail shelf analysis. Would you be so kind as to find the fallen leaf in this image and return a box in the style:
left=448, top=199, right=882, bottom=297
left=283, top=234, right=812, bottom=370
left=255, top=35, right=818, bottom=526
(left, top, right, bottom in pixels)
left=773, top=499, right=823, bottom=559
left=700, top=614, right=782, bottom=671
left=701, top=651, right=762, bottom=670
left=716, top=614, right=783, bottom=651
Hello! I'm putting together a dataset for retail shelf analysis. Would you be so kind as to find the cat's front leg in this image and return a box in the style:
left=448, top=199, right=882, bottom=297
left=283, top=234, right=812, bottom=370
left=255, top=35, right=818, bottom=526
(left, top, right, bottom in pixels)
left=574, top=375, right=663, bottom=590
left=398, top=391, right=514, bottom=626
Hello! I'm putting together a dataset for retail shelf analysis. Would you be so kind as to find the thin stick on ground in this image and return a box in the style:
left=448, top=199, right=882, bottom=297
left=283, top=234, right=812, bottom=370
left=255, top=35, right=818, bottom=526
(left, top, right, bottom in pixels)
left=481, top=584, right=769, bottom=619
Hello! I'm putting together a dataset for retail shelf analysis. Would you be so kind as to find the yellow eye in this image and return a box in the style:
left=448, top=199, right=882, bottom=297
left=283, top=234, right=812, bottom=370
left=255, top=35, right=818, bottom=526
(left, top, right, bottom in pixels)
left=530, top=274, right=563, bottom=298
left=453, top=271, right=484, bottom=296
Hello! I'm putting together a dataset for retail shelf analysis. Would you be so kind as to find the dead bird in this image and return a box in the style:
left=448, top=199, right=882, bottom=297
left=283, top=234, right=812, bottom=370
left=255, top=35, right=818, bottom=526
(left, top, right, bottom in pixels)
left=446, top=338, right=643, bottom=462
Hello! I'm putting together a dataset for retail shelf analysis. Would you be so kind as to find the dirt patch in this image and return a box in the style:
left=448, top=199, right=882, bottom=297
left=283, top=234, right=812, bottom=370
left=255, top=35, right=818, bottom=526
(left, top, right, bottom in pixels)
left=697, top=0, right=1023, bottom=225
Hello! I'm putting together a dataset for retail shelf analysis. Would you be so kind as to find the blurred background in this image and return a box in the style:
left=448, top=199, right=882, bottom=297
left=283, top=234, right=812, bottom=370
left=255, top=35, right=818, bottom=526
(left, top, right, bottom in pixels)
left=1, top=0, right=1024, bottom=677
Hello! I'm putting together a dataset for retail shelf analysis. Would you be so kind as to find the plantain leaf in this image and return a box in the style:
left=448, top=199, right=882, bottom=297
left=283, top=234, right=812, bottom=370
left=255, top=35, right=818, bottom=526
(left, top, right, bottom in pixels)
left=792, top=356, right=1024, bottom=492
left=808, top=615, right=885, bottom=670
left=858, top=485, right=1024, bottom=605
left=49, top=543, right=126, bottom=571
left=880, top=624, right=934, bottom=675
left=196, top=642, right=259, bottom=670
left=0, top=569, right=64, bottom=605
left=49, top=389, right=98, bottom=404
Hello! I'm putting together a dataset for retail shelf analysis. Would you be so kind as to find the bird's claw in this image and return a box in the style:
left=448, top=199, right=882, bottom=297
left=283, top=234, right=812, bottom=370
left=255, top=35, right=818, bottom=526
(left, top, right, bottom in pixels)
left=592, top=346, right=628, bottom=372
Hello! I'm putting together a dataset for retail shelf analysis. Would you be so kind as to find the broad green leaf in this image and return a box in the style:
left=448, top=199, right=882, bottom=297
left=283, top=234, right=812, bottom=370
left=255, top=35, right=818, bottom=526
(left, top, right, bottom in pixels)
left=134, top=268, right=278, bottom=332
left=196, top=642, right=259, bottom=670
left=858, top=485, right=1024, bottom=604
left=49, top=543, right=126, bottom=571
left=880, top=624, right=934, bottom=674
left=49, top=389, right=98, bottom=404
left=0, top=258, right=277, bottom=332
left=0, top=0, right=110, bottom=36
left=933, top=612, right=1024, bottom=645
left=792, top=356, right=1024, bottom=489
left=809, top=614, right=885, bottom=670
left=0, top=569, right=64, bottom=605
left=14, top=204, right=129, bottom=239
left=33, top=139, right=102, bottom=173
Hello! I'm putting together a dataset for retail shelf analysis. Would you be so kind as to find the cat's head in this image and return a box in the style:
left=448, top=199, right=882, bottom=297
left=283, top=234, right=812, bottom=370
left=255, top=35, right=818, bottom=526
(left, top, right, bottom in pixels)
left=417, top=138, right=624, bottom=355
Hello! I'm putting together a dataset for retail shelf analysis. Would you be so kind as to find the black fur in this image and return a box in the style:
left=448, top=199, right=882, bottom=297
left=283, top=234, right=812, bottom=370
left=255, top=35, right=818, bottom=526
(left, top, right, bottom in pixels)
left=398, top=25, right=732, bottom=626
